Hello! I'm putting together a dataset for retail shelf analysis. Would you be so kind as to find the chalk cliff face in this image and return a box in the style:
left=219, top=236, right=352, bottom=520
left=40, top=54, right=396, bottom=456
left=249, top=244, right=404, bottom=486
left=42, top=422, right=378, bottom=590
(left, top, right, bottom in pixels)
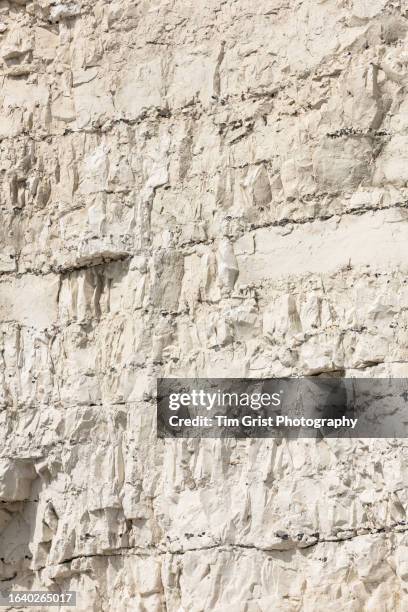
left=2, top=0, right=408, bottom=609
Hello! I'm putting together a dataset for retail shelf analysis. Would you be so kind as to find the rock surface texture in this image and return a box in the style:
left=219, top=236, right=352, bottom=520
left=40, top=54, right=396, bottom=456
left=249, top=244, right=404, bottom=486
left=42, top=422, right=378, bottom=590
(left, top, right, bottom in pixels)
left=1, top=0, right=408, bottom=610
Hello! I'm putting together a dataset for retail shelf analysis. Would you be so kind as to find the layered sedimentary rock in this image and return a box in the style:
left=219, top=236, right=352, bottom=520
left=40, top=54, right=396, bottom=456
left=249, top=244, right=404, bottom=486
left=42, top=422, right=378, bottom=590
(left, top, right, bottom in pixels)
left=1, top=0, right=408, bottom=609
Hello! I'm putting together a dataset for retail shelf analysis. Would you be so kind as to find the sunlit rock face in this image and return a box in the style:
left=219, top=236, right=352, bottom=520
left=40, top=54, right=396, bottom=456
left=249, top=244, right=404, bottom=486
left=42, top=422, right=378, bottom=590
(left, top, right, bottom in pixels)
left=1, top=0, right=408, bottom=609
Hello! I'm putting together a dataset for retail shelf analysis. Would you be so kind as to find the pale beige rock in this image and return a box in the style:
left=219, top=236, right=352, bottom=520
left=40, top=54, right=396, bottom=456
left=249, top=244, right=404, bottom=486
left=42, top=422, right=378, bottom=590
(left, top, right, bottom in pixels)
left=1, top=0, right=408, bottom=610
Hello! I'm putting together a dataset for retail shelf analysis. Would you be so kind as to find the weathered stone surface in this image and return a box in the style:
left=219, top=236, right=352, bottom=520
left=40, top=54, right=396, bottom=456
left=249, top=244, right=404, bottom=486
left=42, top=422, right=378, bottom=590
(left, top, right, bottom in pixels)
left=1, top=0, right=408, bottom=610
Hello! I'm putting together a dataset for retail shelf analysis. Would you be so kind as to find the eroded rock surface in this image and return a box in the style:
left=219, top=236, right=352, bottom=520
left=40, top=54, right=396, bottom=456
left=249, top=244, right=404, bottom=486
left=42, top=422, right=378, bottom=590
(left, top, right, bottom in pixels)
left=1, top=0, right=408, bottom=610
